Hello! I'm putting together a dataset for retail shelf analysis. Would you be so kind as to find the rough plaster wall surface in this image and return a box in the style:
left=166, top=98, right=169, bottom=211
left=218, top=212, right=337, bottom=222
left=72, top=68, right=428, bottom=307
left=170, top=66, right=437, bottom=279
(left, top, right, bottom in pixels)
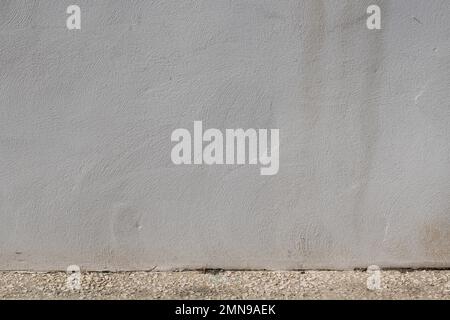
left=0, top=0, right=449, bottom=271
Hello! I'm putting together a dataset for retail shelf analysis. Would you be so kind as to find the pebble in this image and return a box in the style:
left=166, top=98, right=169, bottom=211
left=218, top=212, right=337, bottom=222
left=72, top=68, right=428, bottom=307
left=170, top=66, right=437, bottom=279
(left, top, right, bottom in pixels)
left=0, top=270, right=449, bottom=299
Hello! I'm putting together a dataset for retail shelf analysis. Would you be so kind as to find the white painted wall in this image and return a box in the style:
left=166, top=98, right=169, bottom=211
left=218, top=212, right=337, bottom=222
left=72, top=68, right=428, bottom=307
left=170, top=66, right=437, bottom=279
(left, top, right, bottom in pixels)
left=0, top=0, right=449, bottom=271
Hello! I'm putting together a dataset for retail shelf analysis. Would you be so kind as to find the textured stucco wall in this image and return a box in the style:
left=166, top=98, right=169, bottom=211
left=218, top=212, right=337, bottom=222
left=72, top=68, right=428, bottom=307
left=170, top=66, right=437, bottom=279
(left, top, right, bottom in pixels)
left=0, top=0, right=449, bottom=271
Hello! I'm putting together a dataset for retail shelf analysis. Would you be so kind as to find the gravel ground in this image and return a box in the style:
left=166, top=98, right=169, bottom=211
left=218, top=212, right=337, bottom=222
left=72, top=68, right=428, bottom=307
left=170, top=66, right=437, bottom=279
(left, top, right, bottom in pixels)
left=0, top=270, right=449, bottom=300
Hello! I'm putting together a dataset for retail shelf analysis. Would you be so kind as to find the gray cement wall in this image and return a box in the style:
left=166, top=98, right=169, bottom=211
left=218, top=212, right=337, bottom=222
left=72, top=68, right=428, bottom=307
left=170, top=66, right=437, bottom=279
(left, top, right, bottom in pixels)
left=0, top=0, right=449, bottom=271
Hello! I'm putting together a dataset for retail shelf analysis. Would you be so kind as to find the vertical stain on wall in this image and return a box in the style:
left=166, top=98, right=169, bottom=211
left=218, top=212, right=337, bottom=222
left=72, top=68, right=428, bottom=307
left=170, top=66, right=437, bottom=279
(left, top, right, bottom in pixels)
left=299, top=0, right=326, bottom=126
left=421, top=219, right=450, bottom=262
